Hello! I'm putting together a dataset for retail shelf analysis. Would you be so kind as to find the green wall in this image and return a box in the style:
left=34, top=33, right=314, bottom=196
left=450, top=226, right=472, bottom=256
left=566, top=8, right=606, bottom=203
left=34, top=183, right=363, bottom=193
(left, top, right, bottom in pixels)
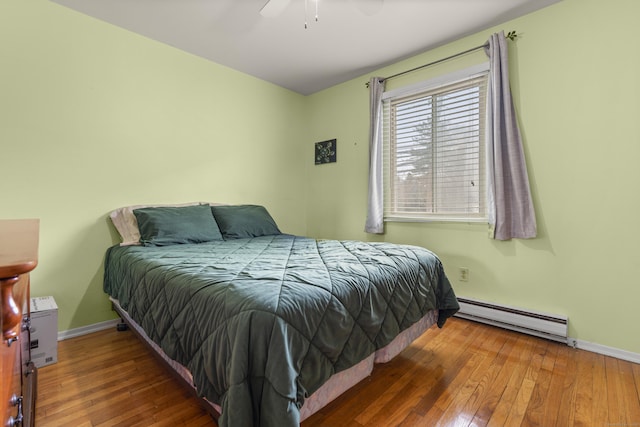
left=306, top=0, right=640, bottom=355
left=2, top=0, right=639, bottom=357
left=1, top=1, right=308, bottom=331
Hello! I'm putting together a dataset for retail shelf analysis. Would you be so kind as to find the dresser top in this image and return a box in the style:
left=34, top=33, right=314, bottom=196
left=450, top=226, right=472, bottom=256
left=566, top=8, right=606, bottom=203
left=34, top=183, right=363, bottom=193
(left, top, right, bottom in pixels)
left=0, top=219, right=39, bottom=279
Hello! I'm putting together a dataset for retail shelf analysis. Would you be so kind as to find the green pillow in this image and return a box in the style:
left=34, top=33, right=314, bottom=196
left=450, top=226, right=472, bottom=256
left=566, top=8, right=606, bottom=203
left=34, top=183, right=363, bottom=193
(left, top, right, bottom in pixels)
left=211, top=205, right=281, bottom=239
left=133, top=204, right=223, bottom=246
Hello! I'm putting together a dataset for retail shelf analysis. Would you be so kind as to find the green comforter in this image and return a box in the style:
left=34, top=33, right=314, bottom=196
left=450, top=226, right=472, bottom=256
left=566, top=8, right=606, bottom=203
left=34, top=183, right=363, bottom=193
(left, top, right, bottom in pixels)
left=103, top=235, right=459, bottom=426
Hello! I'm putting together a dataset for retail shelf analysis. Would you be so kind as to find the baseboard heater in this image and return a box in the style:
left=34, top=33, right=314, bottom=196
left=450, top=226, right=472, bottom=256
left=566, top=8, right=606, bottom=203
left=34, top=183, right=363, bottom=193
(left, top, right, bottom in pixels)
left=454, top=297, right=568, bottom=344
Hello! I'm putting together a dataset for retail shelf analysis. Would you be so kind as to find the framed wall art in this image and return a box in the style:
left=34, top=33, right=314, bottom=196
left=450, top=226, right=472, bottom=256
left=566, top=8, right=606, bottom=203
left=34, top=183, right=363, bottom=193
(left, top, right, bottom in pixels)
left=315, top=139, right=337, bottom=165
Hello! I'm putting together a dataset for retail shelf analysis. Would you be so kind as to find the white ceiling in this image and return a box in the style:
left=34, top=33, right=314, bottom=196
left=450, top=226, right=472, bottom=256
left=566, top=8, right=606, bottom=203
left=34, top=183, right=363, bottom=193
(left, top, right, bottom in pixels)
left=51, top=0, right=561, bottom=95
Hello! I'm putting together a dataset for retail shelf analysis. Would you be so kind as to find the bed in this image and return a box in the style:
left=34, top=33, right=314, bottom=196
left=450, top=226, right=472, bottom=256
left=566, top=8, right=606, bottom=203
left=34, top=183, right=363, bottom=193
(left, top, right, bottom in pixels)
left=103, top=203, right=459, bottom=427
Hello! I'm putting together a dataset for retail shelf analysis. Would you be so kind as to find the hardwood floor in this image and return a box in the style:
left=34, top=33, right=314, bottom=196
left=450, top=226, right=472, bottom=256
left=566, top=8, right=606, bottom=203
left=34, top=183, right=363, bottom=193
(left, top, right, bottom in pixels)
left=35, top=318, right=640, bottom=426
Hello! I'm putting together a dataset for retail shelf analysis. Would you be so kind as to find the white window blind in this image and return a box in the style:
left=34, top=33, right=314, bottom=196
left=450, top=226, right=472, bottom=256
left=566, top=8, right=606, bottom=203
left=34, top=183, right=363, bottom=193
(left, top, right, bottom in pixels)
left=383, top=66, right=489, bottom=222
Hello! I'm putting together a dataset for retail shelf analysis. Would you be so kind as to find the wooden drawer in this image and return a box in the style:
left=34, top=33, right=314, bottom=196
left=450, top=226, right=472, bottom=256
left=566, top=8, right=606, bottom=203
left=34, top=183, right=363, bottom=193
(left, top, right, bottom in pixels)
left=1, top=220, right=39, bottom=427
left=1, top=274, right=28, bottom=426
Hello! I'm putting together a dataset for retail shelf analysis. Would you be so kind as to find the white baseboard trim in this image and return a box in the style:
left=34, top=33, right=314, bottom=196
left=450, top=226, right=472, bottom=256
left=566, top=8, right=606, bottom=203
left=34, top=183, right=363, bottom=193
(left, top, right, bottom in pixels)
left=570, top=337, right=640, bottom=364
left=57, top=319, right=120, bottom=341
left=55, top=320, right=640, bottom=365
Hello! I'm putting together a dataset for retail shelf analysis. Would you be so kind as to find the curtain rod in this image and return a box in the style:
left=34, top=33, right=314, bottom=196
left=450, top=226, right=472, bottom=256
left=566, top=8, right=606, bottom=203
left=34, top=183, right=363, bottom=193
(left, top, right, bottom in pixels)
left=366, top=30, right=518, bottom=88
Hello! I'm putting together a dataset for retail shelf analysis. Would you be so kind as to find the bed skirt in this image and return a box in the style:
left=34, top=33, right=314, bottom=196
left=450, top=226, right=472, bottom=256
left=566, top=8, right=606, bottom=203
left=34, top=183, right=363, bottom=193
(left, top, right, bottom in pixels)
left=110, top=297, right=439, bottom=422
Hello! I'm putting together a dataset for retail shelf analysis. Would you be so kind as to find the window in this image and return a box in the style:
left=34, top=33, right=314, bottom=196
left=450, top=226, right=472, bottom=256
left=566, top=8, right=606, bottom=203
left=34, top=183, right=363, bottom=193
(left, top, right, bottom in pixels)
left=383, top=64, right=489, bottom=222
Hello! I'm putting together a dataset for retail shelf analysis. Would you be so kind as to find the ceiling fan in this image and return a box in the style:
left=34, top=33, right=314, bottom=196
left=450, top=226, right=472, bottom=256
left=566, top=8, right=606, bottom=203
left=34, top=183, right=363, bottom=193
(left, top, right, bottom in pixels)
left=260, top=0, right=384, bottom=26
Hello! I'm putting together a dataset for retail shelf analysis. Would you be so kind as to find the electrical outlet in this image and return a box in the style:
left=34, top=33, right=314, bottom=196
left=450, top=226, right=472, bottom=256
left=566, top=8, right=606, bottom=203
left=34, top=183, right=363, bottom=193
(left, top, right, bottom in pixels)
left=459, top=267, right=469, bottom=282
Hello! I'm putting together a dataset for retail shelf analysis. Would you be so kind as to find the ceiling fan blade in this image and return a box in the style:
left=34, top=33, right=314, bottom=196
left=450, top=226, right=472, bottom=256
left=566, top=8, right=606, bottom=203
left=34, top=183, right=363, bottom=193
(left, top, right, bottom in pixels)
left=260, top=0, right=292, bottom=17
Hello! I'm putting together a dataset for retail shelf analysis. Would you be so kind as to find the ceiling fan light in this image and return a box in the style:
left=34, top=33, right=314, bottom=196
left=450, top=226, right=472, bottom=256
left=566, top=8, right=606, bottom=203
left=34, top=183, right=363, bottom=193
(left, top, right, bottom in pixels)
left=260, top=0, right=292, bottom=17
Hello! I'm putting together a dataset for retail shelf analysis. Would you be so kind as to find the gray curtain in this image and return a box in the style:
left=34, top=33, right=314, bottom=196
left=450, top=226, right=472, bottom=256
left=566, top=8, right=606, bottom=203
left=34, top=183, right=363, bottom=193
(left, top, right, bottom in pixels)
left=485, top=32, right=537, bottom=240
left=364, top=76, right=386, bottom=234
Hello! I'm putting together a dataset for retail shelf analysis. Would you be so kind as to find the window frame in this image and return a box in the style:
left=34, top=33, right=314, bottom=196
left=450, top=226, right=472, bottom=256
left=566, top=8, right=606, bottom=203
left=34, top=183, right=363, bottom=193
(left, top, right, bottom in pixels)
left=382, top=62, right=490, bottom=223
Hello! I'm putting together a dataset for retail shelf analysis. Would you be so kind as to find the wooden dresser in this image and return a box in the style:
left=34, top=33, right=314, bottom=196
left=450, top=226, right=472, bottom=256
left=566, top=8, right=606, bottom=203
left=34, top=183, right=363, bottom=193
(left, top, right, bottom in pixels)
left=1, top=219, right=39, bottom=427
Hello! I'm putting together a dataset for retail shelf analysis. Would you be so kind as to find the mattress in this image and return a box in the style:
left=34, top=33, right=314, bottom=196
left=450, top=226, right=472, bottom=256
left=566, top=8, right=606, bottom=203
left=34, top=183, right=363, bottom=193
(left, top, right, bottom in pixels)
left=103, top=234, right=459, bottom=426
